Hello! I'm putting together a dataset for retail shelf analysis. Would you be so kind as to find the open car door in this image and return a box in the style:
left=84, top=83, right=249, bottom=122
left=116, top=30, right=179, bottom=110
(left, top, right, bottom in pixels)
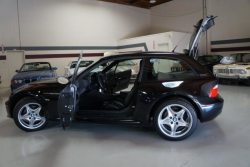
left=57, top=51, right=83, bottom=129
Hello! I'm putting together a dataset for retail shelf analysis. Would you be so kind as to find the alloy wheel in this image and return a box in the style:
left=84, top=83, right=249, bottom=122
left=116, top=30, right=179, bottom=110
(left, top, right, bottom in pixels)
left=18, top=103, right=46, bottom=129
left=157, top=104, right=193, bottom=138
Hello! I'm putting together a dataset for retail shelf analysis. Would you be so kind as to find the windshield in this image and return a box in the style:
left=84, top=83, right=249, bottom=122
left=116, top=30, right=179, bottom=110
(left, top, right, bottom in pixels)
left=70, top=61, right=94, bottom=69
left=20, top=62, right=51, bottom=72
left=235, top=53, right=250, bottom=62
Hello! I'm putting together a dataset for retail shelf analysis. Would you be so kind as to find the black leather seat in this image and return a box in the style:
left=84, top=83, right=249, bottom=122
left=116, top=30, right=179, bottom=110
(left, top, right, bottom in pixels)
left=103, top=60, right=142, bottom=110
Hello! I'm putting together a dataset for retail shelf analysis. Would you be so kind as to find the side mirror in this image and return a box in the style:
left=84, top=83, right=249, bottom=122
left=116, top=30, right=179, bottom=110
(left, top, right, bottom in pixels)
left=57, top=76, right=69, bottom=84
left=15, top=70, right=19, bottom=72
left=53, top=67, right=57, bottom=70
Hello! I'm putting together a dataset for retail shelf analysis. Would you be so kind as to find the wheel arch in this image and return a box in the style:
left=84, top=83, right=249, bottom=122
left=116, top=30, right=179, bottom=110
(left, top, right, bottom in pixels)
left=149, top=94, right=202, bottom=122
left=9, top=93, right=40, bottom=118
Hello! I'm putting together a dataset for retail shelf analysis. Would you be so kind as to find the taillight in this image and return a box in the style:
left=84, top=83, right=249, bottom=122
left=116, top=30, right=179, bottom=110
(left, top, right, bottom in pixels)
left=11, top=80, right=14, bottom=84
left=209, top=84, right=218, bottom=98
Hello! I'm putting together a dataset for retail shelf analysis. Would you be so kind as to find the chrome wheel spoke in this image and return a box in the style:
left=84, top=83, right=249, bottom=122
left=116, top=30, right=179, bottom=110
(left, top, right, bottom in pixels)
left=35, top=116, right=44, bottom=121
left=25, top=105, right=32, bottom=114
left=170, top=123, right=178, bottom=136
left=21, top=113, right=30, bottom=121
left=160, top=116, right=171, bottom=125
left=178, top=119, right=188, bottom=127
left=166, top=106, right=175, bottom=118
left=33, top=107, right=42, bottom=115
left=29, top=117, right=35, bottom=127
left=176, top=109, right=185, bottom=118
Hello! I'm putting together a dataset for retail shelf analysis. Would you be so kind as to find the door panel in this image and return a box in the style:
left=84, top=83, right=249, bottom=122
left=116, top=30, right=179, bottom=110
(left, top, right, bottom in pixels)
left=58, top=84, right=77, bottom=128
left=57, top=50, right=82, bottom=128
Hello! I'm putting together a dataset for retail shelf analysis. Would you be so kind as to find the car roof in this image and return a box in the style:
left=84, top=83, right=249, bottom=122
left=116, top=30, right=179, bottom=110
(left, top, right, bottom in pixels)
left=99, top=52, right=183, bottom=61
left=76, top=51, right=212, bottom=79
left=24, top=62, right=51, bottom=64
left=198, top=55, right=220, bottom=57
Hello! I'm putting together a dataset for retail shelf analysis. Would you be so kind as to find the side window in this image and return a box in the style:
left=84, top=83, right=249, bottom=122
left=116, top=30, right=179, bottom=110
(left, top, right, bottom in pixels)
left=142, top=58, right=197, bottom=81
left=115, top=60, right=140, bottom=73
left=91, top=61, right=113, bottom=73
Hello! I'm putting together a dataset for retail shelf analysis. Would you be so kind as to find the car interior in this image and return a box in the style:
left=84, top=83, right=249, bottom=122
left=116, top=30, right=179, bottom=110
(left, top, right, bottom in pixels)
left=76, top=59, right=142, bottom=111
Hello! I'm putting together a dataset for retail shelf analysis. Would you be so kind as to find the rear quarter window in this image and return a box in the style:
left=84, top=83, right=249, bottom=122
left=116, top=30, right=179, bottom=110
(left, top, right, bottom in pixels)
left=142, top=58, right=198, bottom=81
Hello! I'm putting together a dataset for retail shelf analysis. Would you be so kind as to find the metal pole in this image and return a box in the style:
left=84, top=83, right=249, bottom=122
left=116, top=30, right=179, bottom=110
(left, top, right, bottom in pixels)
left=204, top=0, right=208, bottom=55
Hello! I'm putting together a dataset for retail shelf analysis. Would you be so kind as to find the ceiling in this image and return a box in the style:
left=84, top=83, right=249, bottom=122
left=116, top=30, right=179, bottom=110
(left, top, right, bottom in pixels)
left=98, top=0, right=172, bottom=9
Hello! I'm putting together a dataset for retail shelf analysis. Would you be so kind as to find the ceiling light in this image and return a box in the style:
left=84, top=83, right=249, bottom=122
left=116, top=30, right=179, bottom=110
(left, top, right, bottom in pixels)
left=150, top=0, right=156, bottom=3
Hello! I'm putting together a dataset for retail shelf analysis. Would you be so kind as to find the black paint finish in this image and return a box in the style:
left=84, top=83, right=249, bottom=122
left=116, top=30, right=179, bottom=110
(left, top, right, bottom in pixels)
left=5, top=52, right=224, bottom=125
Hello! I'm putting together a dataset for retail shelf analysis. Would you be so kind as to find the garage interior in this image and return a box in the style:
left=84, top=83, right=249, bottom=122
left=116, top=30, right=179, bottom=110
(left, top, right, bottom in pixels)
left=0, top=0, right=250, bottom=167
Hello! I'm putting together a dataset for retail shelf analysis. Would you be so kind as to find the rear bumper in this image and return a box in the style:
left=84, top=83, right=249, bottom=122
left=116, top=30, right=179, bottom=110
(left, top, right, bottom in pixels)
left=196, top=94, right=224, bottom=122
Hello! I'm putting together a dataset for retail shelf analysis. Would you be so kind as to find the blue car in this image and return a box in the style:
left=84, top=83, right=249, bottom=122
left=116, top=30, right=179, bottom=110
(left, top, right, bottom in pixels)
left=11, top=62, right=57, bottom=91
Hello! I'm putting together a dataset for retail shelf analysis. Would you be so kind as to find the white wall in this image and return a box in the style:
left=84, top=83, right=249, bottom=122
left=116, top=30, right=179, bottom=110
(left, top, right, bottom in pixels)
left=0, top=0, right=151, bottom=88
left=150, top=0, right=206, bottom=55
left=208, top=0, right=250, bottom=56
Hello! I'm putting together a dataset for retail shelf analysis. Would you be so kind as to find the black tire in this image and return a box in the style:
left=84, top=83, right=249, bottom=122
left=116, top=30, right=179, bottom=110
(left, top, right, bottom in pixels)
left=247, top=78, right=250, bottom=86
left=13, top=97, right=48, bottom=132
left=218, top=78, right=223, bottom=84
left=153, top=98, right=198, bottom=141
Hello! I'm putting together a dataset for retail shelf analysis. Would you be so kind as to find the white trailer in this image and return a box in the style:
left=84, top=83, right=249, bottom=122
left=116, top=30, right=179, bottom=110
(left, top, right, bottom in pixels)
left=117, top=31, right=191, bottom=53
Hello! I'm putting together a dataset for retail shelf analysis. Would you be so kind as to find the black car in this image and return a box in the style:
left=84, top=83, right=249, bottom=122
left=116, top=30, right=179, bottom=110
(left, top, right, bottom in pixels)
left=196, top=55, right=223, bottom=72
left=5, top=16, right=223, bottom=140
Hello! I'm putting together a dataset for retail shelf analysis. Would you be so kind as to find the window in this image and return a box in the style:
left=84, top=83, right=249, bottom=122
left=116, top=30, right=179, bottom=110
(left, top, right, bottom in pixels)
left=91, top=61, right=114, bottom=73
left=70, top=61, right=94, bottom=69
left=235, top=53, right=250, bottom=62
left=142, top=58, right=197, bottom=81
left=20, top=62, right=51, bottom=72
left=115, top=60, right=140, bottom=74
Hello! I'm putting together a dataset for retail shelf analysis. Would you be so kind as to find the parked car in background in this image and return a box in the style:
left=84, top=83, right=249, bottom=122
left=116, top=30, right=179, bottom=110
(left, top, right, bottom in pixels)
left=10, top=62, right=57, bottom=91
left=213, top=53, right=250, bottom=85
left=64, top=60, right=94, bottom=77
left=196, top=55, right=223, bottom=72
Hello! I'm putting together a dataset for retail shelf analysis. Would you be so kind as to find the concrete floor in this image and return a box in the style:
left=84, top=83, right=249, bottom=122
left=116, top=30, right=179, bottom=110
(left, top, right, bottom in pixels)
left=0, top=83, right=250, bottom=167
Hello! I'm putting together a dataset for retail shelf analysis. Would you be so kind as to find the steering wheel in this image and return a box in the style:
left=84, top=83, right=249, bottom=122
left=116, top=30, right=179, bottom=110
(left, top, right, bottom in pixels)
left=97, top=72, right=109, bottom=91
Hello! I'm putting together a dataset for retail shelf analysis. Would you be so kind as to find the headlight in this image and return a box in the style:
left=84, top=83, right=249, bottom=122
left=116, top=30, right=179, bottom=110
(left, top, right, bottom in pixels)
left=213, top=69, right=218, bottom=74
left=14, top=80, right=22, bottom=84
left=240, top=70, right=247, bottom=74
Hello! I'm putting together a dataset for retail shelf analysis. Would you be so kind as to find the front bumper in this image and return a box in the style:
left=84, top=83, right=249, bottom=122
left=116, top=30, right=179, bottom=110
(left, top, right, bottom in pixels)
left=215, top=74, right=249, bottom=80
left=196, top=94, right=224, bottom=122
